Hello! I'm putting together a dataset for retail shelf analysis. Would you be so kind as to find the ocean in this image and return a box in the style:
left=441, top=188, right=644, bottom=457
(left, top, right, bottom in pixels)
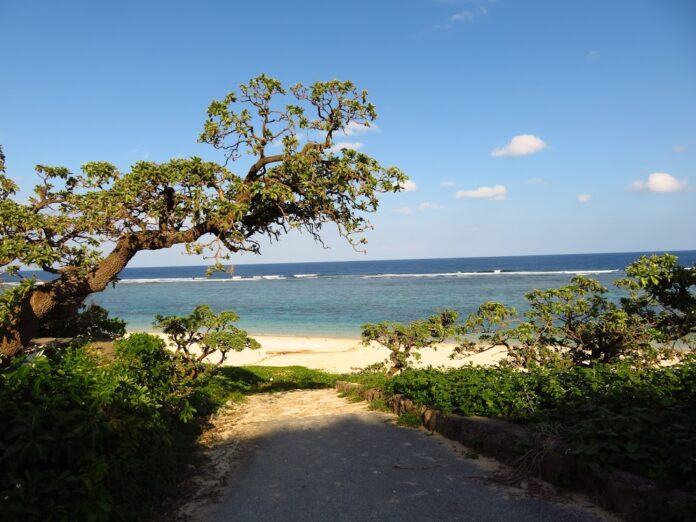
left=4, top=251, right=696, bottom=337
left=9, top=251, right=696, bottom=336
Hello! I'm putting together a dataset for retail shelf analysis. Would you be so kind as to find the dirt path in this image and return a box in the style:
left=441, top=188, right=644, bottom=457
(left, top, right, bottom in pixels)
left=177, top=389, right=612, bottom=522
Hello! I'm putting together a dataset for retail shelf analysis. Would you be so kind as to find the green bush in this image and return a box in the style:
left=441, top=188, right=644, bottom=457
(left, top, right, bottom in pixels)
left=0, top=335, right=214, bottom=521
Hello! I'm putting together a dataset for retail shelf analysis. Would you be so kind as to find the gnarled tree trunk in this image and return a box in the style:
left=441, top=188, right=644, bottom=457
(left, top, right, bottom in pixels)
left=0, top=233, right=176, bottom=357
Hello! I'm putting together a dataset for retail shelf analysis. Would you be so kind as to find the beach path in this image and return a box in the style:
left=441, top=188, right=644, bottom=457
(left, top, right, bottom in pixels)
left=178, top=389, right=607, bottom=522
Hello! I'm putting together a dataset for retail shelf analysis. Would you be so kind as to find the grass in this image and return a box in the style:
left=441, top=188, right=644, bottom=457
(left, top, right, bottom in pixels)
left=194, top=365, right=341, bottom=409
left=368, top=398, right=390, bottom=411
left=396, top=411, right=422, bottom=428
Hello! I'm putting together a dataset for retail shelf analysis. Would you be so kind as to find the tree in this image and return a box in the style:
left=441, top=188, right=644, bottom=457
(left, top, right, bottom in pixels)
left=454, top=255, right=696, bottom=368
left=154, top=305, right=260, bottom=371
left=0, top=76, right=406, bottom=357
left=618, top=254, right=696, bottom=345
left=361, top=310, right=459, bottom=375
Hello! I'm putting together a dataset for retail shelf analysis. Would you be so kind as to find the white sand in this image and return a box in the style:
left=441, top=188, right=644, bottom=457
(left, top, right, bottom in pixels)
left=142, top=332, right=508, bottom=373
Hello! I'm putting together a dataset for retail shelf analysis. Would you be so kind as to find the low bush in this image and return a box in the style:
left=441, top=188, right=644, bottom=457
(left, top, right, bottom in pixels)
left=0, top=334, right=220, bottom=521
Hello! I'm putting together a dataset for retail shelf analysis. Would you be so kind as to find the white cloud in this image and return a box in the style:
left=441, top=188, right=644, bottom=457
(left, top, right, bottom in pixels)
left=440, top=181, right=457, bottom=188
left=456, top=185, right=507, bottom=200
left=418, top=202, right=442, bottom=211
left=577, top=193, right=591, bottom=203
left=492, top=134, right=548, bottom=157
left=401, top=180, right=417, bottom=192
left=674, top=144, right=686, bottom=153
left=629, top=172, right=688, bottom=193
left=328, top=142, right=363, bottom=153
left=450, top=10, right=474, bottom=22
left=338, top=121, right=377, bottom=137
left=394, top=206, right=414, bottom=215
left=525, top=178, right=548, bottom=186
left=433, top=2, right=487, bottom=30
left=585, top=50, right=600, bottom=62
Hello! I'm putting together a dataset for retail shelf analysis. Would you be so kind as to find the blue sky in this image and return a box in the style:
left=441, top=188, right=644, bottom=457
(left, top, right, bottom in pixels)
left=1, top=0, right=694, bottom=266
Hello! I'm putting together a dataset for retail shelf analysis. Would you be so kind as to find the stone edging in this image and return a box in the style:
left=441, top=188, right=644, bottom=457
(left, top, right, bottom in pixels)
left=335, top=381, right=695, bottom=522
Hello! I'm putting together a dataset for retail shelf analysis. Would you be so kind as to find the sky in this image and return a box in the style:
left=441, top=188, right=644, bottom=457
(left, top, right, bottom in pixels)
left=1, top=0, right=695, bottom=267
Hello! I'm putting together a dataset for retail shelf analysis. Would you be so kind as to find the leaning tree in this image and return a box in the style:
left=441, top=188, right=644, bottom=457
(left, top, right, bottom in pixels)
left=0, top=75, right=406, bottom=357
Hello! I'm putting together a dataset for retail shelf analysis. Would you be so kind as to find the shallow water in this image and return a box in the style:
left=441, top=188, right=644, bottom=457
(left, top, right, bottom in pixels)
left=11, top=251, right=696, bottom=336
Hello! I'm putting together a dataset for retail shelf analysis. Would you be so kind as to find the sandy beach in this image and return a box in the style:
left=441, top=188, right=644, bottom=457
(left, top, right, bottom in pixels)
left=144, top=332, right=508, bottom=373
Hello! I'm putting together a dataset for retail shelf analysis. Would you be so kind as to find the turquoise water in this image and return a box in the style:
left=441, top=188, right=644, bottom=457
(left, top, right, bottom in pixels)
left=69, top=251, right=695, bottom=336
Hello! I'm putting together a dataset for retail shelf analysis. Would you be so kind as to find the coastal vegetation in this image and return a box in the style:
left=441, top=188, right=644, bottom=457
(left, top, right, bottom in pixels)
left=0, top=74, right=406, bottom=357
left=361, top=310, right=459, bottom=375
left=155, top=305, right=260, bottom=374
left=352, top=253, right=696, bottom=499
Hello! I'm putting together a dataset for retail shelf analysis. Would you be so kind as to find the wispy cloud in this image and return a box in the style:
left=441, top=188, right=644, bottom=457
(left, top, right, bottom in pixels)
left=585, top=50, right=601, bottom=62
left=419, top=202, right=442, bottom=210
left=328, top=142, right=363, bottom=153
left=577, top=193, right=591, bottom=203
left=401, top=180, right=418, bottom=192
left=394, top=206, right=414, bottom=215
left=674, top=144, right=686, bottom=153
left=456, top=185, right=507, bottom=200
left=628, top=172, right=688, bottom=193
left=433, top=1, right=488, bottom=30
left=338, top=121, right=377, bottom=137
left=450, top=10, right=475, bottom=22
left=492, top=134, right=548, bottom=157
left=525, top=178, right=548, bottom=186
left=440, top=181, right=457, bottom=188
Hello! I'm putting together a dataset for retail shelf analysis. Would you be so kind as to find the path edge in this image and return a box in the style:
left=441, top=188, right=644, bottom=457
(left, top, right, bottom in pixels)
left=335, top=381, right=695, bottom=522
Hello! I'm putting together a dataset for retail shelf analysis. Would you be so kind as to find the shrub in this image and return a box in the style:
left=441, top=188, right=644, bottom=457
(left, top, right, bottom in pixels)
left=0, top=336, right=213, bottom=521
left=154, top=305, right=260, bottom=376
left=454, top=254, right=696, bottom=368
left=361, top=310, right=458, bottom=375
left=36, top=303, right=126, bottom=341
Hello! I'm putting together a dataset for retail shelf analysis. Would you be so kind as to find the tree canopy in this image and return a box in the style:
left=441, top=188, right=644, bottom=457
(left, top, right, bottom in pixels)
left=0, top=75, right=406, bottom=356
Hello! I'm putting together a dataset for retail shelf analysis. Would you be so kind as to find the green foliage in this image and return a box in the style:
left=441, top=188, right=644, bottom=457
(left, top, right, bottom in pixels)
left=619, top=254, right=696, bottom=344
left=362, top=310, right=459, bottom=375
left=378, top=362, right=696, bottom=491
left=0, top=336, right=220, bottom=521
left=216, top=365, right=339, bottom=394
left=455, top=254, right=695, bottom=367
left=154, top=305, right=260, bottom=371
left=37, top=303, right=126, bottom=340
left=0, top=279, right=36, bottom=330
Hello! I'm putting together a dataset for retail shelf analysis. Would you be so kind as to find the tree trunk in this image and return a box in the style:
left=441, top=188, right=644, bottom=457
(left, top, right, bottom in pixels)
left=0, top=237, right=139, bottom=357
left=1, top=226, right=212, bottom=358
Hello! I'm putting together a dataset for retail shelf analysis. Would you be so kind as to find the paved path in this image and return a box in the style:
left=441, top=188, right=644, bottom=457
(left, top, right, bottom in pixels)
left=179, top=389, right=609, bottom=522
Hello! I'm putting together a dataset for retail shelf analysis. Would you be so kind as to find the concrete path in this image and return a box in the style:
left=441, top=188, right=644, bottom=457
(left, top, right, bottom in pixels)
left=179, top=390, right=609, bottom=522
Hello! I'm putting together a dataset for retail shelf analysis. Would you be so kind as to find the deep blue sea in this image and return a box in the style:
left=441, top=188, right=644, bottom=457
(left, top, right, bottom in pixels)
left=9, top=251, right=696, bottom=336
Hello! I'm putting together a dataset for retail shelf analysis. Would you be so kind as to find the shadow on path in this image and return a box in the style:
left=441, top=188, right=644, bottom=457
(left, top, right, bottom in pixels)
left=191, top=391, right=605, bottom=522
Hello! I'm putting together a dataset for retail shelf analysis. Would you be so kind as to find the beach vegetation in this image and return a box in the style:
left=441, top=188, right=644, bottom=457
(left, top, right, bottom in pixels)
left=453, top=254, right=695, bottom=367
left=0, top=335, right=211, bottom=521
left=0, top=75, right=406, bottom=357
left=154, top=304, right=260, bottom=375
left=361, top=310, right=459, bottom=375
